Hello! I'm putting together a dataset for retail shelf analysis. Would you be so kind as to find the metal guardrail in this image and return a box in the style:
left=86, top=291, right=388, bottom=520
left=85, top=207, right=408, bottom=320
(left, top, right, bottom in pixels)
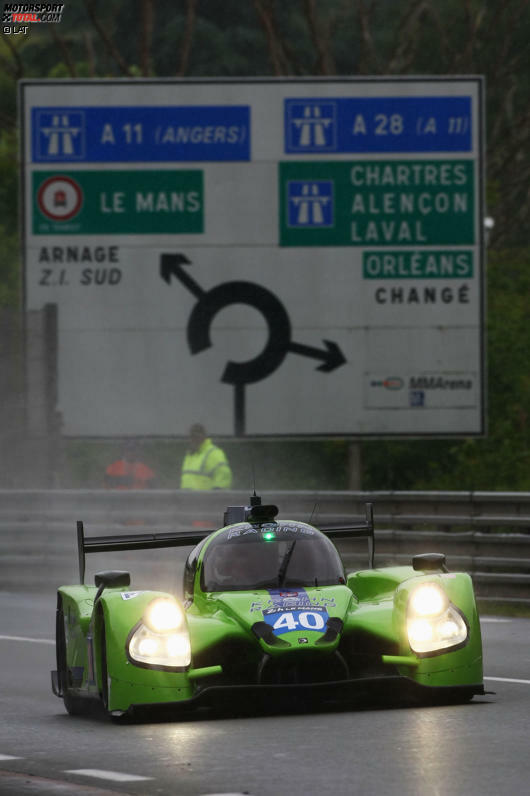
left=0, top=490, right=529, bottom=605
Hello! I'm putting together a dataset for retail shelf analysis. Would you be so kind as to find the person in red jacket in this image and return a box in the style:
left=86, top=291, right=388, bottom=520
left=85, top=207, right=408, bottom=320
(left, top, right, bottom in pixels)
left=104, top=441, right=156, bottom=489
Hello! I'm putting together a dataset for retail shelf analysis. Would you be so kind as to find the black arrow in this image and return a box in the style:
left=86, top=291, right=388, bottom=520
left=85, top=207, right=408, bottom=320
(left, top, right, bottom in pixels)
left=288, top=340, right=347, bottom=372
left=160, top=253, right=204, bottom=299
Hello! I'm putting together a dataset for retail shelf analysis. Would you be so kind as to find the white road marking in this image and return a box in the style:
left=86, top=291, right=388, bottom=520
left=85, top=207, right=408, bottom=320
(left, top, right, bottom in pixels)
left=0, top=754, right=22, bottom=760
left=484, top=676, right=530, bottom=685
left=481, top=617, right=512, bottom=623
left=0, top=634, right=54, bottom=645
left=65, top=769, right=152, bottom=783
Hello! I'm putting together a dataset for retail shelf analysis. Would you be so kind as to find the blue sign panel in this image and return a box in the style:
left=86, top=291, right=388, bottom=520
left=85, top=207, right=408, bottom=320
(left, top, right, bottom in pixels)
left=285, top=96, right=472, bottom=153
left=287, top=180, right=334, bottom=228
left=32, top=106, right=251, bottom=162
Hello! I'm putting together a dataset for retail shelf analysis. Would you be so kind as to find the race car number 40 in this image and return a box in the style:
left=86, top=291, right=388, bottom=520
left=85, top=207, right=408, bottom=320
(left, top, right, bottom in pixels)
left=264, top=609, right=329, bottom=635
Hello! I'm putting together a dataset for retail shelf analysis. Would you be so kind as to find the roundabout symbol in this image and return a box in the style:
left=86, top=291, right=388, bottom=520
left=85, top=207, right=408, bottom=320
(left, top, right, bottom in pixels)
left=160, top=253, right=346, bottom=435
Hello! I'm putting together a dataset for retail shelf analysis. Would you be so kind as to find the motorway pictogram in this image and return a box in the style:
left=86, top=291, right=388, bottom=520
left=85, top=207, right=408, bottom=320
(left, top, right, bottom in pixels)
left=35, top=110, right=85, bottom=159
left=160, top=253, right=346, bottom=434
left=288, top=180, right=334, bottom=227
left=285, top=100, right=337, bottom=152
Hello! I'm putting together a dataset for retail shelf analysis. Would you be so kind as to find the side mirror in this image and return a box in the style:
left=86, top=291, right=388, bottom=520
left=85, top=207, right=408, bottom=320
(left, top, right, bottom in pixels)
left=89, top=571, right=132, bottom=629
left=412, top=553, right=447, bottom=572
left=94, top=570, right=131, bottom=588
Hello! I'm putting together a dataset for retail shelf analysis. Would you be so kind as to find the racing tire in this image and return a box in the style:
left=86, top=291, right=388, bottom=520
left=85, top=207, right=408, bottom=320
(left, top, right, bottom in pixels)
left=56, top=598, right=89, bottom=716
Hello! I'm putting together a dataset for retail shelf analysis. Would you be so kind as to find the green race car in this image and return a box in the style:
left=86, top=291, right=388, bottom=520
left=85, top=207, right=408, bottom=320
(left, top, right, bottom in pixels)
left=52, top=497, right=484, bottom=719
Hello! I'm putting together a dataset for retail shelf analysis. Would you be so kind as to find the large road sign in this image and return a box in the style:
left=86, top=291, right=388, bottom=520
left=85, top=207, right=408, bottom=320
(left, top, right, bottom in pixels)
left=20, top=78, right=485, bottom=438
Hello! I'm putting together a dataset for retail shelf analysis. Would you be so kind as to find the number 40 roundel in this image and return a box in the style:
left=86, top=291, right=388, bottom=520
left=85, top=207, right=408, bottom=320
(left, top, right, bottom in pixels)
left=264, top=609, right=329, bottom=636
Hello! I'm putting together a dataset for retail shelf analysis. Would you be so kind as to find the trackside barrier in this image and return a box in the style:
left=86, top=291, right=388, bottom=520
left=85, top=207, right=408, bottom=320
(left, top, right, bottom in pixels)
left=0, top=490, right=529, bottom=605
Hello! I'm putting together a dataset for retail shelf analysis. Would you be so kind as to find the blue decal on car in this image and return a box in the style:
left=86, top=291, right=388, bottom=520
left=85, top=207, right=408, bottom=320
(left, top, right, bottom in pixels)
left=263, top=589, right=329, bottom=635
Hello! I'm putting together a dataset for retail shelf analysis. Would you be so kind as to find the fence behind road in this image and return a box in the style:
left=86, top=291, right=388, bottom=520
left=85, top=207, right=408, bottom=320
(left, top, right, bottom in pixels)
left=0, top=489, right=528, bottom=606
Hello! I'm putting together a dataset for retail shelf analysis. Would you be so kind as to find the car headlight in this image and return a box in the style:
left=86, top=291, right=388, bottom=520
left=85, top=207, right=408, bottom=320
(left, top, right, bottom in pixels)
left=407, top=583, right=468, bottom=655
left=409, top=583, right=448, bottom=617
left=128, top=598, right=191, bottom=669
left=144, top=598, right=184, bottom=633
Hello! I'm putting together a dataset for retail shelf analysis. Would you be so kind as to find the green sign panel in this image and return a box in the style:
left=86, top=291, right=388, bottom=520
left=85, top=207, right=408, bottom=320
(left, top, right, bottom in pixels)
left=33, top=170, right=203, bottom=235
left=363, top=250, right=473, bottom=278
left=280, top=160, right=474, bottom=247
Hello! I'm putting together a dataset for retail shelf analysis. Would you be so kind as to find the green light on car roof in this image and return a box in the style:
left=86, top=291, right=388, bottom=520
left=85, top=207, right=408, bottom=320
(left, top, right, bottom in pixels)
left=262, top=531, right=276, bottom=541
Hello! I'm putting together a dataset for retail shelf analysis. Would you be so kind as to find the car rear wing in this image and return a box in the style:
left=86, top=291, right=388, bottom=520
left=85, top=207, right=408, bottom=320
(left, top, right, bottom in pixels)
left=76, top=521, right=213, bottom=585
left=76, top=501, right=376, bottom=584
left=319, top=502, right=375, bottom=568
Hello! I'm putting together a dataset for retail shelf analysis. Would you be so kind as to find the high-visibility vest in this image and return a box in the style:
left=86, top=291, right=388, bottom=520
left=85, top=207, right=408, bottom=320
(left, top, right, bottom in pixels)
left=180, top=438, right=232, bottom=490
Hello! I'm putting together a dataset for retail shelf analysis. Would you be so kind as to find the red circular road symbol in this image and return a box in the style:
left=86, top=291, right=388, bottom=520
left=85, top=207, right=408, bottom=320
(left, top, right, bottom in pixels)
left=37, top=175, right=83, bottom=222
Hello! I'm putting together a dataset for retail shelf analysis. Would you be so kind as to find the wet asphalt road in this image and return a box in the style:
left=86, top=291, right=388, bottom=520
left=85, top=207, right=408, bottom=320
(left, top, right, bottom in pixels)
left=0, top=591, right=529, bottom=796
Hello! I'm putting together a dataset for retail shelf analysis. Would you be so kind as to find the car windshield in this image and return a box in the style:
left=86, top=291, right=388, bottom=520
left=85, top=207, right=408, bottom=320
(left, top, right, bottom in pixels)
left=201, top=521, right=345, bottom=592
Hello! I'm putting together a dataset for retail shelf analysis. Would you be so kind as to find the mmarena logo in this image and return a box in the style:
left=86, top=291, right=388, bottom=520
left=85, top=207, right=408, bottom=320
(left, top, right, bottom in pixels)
left=2, top=3, right=64, bottom=24
left=370, top=377, right=404, bottom=391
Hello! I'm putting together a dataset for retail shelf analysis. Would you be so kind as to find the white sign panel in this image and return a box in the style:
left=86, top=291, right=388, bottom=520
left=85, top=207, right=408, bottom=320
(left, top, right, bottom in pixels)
left=20, top=78, right=485, bottom=437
